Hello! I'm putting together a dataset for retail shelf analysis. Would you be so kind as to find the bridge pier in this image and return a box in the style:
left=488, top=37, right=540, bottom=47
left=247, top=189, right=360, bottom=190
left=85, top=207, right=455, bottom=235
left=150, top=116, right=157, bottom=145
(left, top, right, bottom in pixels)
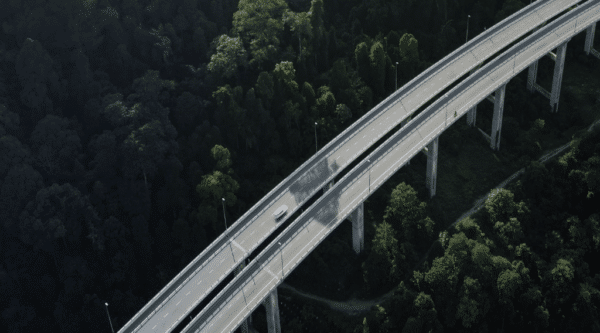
left=235, top=261, right=252, bottom=333
left=264, top=289, right=281, bottom=333
left=466, top=66, right=481, bottom=127
left=490, top=83, right=507, bottom=150
left=349, top=202, right=364, bottom=254
left=585, top=22, right=600, bottom=60
left=526, top=40, right=569, bottom=113
left=425, top=136, right=439, bottom=198
left=466, top=105, right=477, bottom=127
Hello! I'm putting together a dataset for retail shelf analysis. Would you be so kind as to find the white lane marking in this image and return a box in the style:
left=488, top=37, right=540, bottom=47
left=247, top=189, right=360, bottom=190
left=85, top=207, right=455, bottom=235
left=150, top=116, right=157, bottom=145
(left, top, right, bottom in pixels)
left=231, top=239, right=247, bottom=255
left=164, top=312, right=169, bottom=318
left=264, top=267, right=278, bottom=280
left=197, top=280, right=202, bottom=285
left=153, top=325, right=156, bottom=330
left=176, top=300, right=182, bottom=306
left=209, top=269, right=214, bottom=273
left=187, top=291, right=191, bottom=295
left=220, top=258, right=225, bottom=264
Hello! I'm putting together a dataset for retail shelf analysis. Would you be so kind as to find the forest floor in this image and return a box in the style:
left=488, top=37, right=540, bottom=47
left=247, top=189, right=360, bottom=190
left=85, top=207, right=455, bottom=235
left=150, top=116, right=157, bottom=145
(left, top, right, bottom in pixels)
left=278, top=116, right=600, bottom=318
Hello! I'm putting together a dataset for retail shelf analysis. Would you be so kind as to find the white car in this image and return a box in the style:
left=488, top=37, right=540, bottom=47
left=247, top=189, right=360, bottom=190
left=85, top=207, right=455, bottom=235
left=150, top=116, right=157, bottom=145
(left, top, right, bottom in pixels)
left=273, top=205, right=288, bottom=220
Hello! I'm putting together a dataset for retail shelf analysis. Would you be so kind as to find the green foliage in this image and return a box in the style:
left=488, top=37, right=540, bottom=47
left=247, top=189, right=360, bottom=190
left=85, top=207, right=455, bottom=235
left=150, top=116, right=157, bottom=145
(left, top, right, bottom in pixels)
left=0, top=135, right=32, bottom=180
left=0, top=164, right=43, bottom=228
left=207, top=35, right=247, bottom=79
left=15, top=38, right=57, bottom=118
left=334, top=104, right=352, bottom=123
left=30, top=115, right=83, bottom=181
left=455, top=276, right=490, bottom=328
left=493, top=217, right=525, bottom=253
left=355, top=42, right=370, bottom=84
left=398, top=33, right=419, bottom=62
left=19, top=183, right=102, bottom=256
left=363, top=221, right=402, bottom=291
left=283, top=10, right=312, bottom=60
left=211, top=144, right=234, bottom=173
left=566, top=214, right=600, bottom=252
left=484, top=188, right=528, bottom=225
left=315, top=87, right=336, bottom=118
left=256, top=71, right=275, bottom=102
left=309, top=0, right=325, bottom=48
left=369, top=41, right=386, bottom=97
left=233, top=0, right=288, bottom=68
left=273, top=61, right=299, bottom=93
left=121, top=120, right=172, bottom=186
left=397, top=33, right=420, bottom=84
left=384, top=182, right=434, bottom=254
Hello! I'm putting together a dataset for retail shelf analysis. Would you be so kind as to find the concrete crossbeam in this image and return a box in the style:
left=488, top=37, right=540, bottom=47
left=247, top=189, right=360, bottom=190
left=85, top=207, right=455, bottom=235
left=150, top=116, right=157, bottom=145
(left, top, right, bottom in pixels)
left=351, top=202, right=364, bottom=254
left=425, top=136, right=439, bottom=198
left=265, top=290, right=281, bottom=333
left=490, top=84, right=507, bottom=150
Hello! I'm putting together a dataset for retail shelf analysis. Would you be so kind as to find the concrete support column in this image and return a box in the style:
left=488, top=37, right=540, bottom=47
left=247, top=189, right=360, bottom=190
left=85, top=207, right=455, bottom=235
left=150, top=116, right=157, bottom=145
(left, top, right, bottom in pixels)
left=466, top=105, right=477, bottom=127
left=585, top=22, right=600, bottom=59
left=264, top=289, right=281, bottom=333
left=425, top=136, right=439, bottom=198
left=401, top=116, right=412, bottom=165
left=350, top=202, right=364, bottom=254
left=490, top=84, right=507, bottom=151
left=235, top=260, right=252, bottom=333
left=550, top=41, right=567, bottom=113
left=527, top=60, right=539, bottom=93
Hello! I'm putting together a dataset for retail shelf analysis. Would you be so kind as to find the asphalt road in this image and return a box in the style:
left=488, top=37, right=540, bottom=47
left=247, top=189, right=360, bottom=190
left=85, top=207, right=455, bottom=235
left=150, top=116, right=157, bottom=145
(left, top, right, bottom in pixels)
left=118, top=1, right=584, bottom=332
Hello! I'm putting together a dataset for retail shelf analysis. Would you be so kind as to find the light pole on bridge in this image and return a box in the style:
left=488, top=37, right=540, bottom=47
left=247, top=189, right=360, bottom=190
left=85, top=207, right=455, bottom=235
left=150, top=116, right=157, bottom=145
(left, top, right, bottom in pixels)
left=314, top=122, right=318, bottom=153
left=222, top=198, right=227, bottom=230
left=395, top=62, right=399, bottom=90
left=104, top=302, right=115, bottom=333
left=466, top=15, right=471, bottom=43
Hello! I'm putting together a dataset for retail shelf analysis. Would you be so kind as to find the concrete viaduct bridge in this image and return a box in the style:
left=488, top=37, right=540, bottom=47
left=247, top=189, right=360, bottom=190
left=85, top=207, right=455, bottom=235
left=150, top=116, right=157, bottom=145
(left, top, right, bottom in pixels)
left=119, top=1, right=600, bottom=332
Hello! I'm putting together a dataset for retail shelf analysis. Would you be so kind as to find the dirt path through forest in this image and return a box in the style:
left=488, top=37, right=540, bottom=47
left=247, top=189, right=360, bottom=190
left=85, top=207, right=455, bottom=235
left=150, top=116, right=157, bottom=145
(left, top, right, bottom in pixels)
left=280, top=118, right=600, bottom=317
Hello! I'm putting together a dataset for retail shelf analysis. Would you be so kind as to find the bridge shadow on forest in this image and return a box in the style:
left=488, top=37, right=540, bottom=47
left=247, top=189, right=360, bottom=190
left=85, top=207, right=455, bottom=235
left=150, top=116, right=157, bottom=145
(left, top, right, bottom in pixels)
left=288, top=156, right=341, bottom=228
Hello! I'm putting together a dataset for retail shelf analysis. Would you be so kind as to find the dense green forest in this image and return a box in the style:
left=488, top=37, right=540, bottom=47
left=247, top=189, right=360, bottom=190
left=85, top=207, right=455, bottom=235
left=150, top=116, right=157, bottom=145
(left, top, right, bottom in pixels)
left=0, top=0, right=599, bottom=332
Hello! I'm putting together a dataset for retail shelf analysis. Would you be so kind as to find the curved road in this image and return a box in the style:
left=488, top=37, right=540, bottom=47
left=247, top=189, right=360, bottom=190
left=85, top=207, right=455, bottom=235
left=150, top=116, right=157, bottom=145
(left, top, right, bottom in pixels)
left=122, top=2, right=584, bottom=332
left=280, top=117, right=600, bottom=317
left=184, top=2, right=600, bottom=332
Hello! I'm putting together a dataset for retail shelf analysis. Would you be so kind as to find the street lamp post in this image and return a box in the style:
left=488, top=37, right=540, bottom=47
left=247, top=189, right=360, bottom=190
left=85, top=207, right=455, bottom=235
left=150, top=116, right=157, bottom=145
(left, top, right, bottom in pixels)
left=104, top=303, right=115, bottom=333
left=222, top=198, right=227, bottom=230
left=314, top=122, right=318, bottom=153
left=466, top=15, right=471, bottom=43
left=395, top=62, right=399, bottom=90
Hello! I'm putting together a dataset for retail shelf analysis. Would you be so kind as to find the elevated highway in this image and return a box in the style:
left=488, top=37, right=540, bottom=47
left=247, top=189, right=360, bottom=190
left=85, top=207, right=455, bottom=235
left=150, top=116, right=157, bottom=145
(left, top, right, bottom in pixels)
left=118, top=0, right=587, bottom=332
left=181, top=1, right=600, bottom=332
